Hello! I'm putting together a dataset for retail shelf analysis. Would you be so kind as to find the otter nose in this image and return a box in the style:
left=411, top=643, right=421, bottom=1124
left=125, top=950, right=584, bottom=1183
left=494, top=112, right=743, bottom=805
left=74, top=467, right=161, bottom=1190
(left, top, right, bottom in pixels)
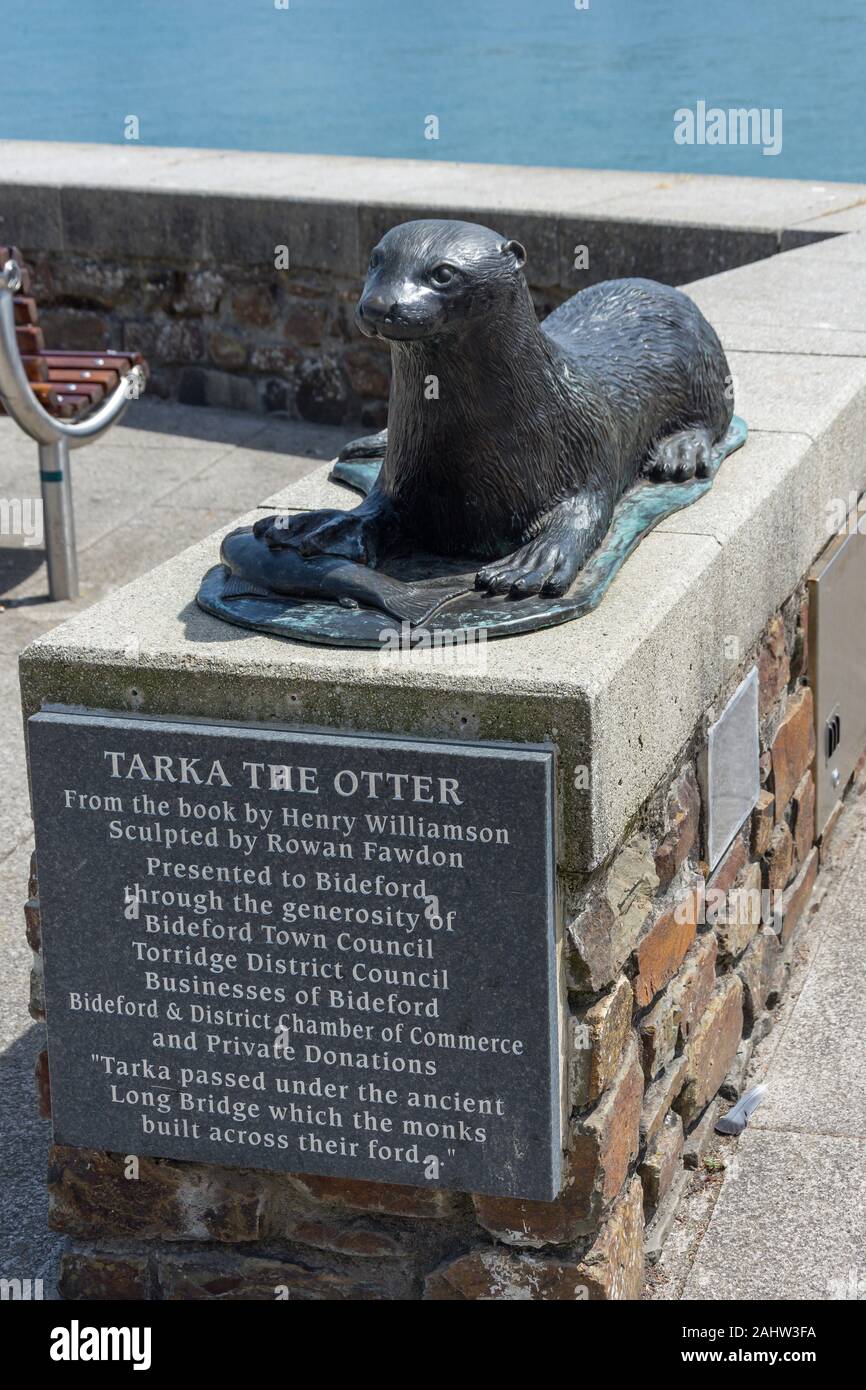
left=358, top=292, right=396, bottom=326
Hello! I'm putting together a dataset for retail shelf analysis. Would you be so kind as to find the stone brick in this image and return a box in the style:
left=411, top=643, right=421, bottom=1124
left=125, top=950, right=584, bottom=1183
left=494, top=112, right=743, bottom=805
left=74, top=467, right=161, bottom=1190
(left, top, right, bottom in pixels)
left=343, top=345, right=391, bottom=400
left=764, top=820, right=794, bottom=892
left=670, top=931, right=718, bottom=1044
left=566, top=834, right=658, bottom=992
left=572, top=1175, right=645, bottom=1301
left=430, top=1178, right=644, bottom=1300
left=59, top=1251, right=149, bottom=1301
left=231, top=283, right=277, bottom=329
left=683, top=1098, right=720, bottom=1167
left=771, top=687, right=815, bottom=815
left=721, top=1037, right=754, bottom=1100
left=175, top=268, right=225, bottom=315
left=425, top=1248, right=590, bottom=1301
left=272, top=1217, right=403, bottom=1260
left=569, top=973, right=633, bottom=1107
left=290, top=1172, right=464, bottom=1220
left=35, top=1048, right=51, bottom=1118
left=156, top=1250, right=406, bottom=1301
left=283, top=297, right=328, bottom=346
left=654, top=764, right=700, bottom=890
left=178, top=366, right=258, bottom=413
left=639, top=1112, right=684, bottom=1218
left=209, top=328, right=248, bottom=370
left=790, top=594, right=810, bottom=683
left=819, top=797, right=845, bottom=866
left=155, top=319, right=205, bottom=365
left=791, top=770, right=816, bottom=866
left=40, top=306, right=113, bottom=350
left=751, top=789, right=775, bottom=856
left=633, top=875, right=702, bottom=1008
left=249, top=343, right=301, bottom=374
left=51, top=257, right=132, bottom=308
left=758, top=613, right=790, bottom=719
left=23, top=896, right=40, bottom=952
left=638, top=984, right=680, bottom=1081
left=675, top=976, right=744, bottom=1128
left=739, top=922, right=783, bottom=1023
left=138, top=267, right=176, bottom=314
left=780, top=846, right=818, bottom=946
left=716, top=860, right=763, bottom=962
left=640, top=1055, right=687, bottom=1149
left=48, top=1147, right=262, bottom=1242
left=707, top=832, right=747, bottom=894
left=123, top=319, right=158, bottom=359
left=473, top=1036, right=642, bottom=1246
left=296, top=356, right=351, bottom=425
left=284, top=270, right=331, bottom=300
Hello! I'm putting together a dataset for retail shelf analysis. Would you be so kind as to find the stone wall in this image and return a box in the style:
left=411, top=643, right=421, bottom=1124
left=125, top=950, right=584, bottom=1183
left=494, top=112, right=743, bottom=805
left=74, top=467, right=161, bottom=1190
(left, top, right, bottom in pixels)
left=25, top=249, right=394, bottom=430
left=25, top=584, right=852, bottom=1301
left=19, top=230, right=762, bottom=430
left=7, top=142, right=861, bottom=427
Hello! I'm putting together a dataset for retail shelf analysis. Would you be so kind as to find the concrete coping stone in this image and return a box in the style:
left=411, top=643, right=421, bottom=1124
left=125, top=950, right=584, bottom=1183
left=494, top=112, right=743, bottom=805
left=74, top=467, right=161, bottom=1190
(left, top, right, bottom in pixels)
left=2, top=141, right=864, bottom=227
left=4, top=141, right=866, bottom=278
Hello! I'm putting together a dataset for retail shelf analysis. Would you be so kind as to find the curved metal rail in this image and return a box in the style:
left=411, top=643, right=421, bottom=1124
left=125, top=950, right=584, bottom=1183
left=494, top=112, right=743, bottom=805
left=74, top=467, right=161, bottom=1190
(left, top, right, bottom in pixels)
left=0, top=258, right=146, bottom=599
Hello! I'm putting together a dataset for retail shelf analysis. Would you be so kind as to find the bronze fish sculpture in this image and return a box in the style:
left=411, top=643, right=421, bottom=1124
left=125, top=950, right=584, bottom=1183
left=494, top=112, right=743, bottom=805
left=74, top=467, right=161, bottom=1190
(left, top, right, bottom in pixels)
left=219, top=523, right=467, bottom=627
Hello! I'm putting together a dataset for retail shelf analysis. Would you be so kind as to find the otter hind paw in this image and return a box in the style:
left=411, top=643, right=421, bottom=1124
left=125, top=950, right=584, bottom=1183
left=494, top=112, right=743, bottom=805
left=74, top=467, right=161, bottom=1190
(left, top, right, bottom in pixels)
left=644, top=427, right=714, bottom=483
left=476, top=536, right=580, bottom=599
left=336, top=428, right=388, bottom=463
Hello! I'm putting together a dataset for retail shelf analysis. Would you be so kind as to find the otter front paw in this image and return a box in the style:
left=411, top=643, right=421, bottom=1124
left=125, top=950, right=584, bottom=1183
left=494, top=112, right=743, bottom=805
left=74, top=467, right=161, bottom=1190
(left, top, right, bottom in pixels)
left=476, top=535, right=581, bottom=598
left=253, top=509, right=381, bottom=565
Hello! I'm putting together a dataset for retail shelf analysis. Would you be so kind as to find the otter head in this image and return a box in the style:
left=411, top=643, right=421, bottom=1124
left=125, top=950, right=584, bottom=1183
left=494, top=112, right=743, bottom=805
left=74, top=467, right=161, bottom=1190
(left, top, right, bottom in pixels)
left=356, top=219, right=527, bottom=342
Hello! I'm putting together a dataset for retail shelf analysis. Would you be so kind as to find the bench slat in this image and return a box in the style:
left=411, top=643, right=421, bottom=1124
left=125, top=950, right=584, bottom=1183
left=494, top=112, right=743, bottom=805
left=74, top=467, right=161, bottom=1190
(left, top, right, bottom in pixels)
left=16, top=325, right=44, bottom=355
left=13, top=296, right=38, bottom=325
left=47, top=367, right=122, bottom=388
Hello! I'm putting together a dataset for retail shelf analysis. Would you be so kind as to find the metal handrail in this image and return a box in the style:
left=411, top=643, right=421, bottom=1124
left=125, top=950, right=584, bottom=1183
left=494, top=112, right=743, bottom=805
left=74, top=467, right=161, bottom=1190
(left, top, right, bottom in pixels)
left=0, top=259, right=145, bottom=447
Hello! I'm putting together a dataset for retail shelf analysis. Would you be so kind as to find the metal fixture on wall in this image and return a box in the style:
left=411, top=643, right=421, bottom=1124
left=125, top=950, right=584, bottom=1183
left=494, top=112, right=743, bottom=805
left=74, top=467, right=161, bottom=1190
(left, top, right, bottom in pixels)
left=808, top=508, right=866, bottom=832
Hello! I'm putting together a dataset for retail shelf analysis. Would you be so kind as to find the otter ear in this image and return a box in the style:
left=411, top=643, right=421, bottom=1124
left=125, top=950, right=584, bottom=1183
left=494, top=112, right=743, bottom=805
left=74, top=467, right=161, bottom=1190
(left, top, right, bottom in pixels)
left=502, top=239, right=527, bottom=269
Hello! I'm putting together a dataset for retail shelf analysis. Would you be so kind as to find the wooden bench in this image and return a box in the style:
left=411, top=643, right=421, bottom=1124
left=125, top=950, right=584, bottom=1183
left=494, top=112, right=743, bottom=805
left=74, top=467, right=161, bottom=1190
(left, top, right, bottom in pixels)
left=0, top=246, right=147, bottom=599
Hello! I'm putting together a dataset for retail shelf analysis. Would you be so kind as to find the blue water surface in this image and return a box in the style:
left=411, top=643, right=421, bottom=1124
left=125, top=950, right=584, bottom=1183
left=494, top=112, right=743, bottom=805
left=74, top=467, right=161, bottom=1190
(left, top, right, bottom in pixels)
left=0, top=0, right=863, bottom=181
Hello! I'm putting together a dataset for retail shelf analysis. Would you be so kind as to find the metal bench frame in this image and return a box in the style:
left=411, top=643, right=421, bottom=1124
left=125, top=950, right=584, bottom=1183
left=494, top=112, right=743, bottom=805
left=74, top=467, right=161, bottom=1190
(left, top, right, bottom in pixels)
left=0, top=257, right=146, bottom=600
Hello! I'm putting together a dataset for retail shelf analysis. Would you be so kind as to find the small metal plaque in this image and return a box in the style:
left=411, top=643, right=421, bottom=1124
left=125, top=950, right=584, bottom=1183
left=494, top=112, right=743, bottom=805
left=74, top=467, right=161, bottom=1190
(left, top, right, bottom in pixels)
left=29, top=709, right=561, bottom=1200
left=702, top=667, right=760, bottom=871
left=808, top=515, right=866, bottom=832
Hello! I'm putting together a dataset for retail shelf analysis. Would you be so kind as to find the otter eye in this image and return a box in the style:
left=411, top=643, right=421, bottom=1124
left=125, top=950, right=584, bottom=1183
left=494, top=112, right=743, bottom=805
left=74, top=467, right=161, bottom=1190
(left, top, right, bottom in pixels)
left=430, top=263, right=456, bottom=287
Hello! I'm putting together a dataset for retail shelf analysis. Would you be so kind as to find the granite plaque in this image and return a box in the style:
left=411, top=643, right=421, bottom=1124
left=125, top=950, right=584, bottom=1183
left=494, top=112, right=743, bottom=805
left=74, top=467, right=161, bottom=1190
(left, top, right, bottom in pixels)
left=29, top=709, right=561, bottom=1200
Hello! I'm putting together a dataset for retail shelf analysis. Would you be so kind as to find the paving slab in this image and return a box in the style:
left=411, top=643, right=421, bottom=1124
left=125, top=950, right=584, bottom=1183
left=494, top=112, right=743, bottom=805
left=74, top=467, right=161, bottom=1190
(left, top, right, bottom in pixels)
left=681, top=1128, right=866, bottom=1301
left=671, top=787, right=866, bottom=1302
left=748, top=807, right=866, bottom=1140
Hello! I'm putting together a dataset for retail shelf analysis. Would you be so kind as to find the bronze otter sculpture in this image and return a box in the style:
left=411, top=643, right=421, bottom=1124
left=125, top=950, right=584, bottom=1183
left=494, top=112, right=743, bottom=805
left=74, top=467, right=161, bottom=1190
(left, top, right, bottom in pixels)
left=251, top=218, right=733, bottom=599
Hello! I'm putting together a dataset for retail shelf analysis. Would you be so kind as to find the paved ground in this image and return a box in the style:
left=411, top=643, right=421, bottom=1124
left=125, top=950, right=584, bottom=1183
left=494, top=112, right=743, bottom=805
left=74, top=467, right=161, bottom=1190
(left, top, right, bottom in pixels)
left=649, top=786, right=866, bottom=1303
left=0, top=399, right=347, bottom=1297
left=1, top=398, right=863, bottom=1303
